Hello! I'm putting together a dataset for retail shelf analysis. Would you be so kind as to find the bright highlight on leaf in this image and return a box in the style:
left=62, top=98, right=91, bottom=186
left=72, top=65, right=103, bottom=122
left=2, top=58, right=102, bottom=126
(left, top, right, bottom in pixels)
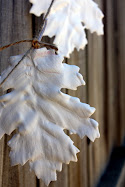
left=0, top=48, right=100, bottom=185
left=30, top=0, right=104, bottom=57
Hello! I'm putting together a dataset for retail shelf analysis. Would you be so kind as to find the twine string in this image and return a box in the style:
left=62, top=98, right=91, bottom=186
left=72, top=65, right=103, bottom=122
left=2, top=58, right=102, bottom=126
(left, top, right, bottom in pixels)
left=0, top=40, right=32, bottom=52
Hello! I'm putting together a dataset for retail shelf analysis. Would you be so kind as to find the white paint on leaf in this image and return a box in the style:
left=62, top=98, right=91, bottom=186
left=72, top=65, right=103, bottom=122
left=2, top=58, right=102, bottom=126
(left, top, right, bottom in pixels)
left=0, top=48, right=100, bottom=185
left=29, top=0, right=104, bottom=57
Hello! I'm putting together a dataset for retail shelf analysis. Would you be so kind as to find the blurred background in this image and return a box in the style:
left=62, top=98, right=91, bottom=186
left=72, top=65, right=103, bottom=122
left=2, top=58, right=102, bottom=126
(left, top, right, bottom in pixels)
left=0, top=0, right=124, bottom=186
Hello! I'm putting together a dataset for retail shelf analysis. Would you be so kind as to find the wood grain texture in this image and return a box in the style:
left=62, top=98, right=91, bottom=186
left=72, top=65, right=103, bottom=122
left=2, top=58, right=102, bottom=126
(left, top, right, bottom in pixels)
left=116, top=0, right=125, bottom=144
left=105, top=0, right=120, bottom=151
left=0, top=0, right=124, bottom=187
left=104, top=0, right=125, bottom=149
left=87, top=30, right=105, bottom=187
left=87, top=1, right=107, bottom=186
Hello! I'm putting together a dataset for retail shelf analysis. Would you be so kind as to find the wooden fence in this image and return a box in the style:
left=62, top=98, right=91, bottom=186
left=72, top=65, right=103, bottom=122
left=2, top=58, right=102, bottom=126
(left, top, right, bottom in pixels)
left=0, top=0, right=124, bottom=186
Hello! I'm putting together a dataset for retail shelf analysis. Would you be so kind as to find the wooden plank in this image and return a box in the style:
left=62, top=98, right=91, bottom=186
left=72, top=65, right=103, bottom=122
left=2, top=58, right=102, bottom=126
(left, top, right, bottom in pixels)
left=68, top=49, right=88, bottom=187
left=116, top=0, right=125, bottom=144
left=87, top=0, right=106, bottom=186
left=105, top=0, right=120, bottom=150
left=0, top=0, right=36, bottom=186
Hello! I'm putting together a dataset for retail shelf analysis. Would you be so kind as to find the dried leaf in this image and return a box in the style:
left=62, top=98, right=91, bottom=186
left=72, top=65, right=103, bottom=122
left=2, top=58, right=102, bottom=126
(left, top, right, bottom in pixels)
left=0, top=48, right=100, bottom=185
left=30, top=0, right=104, bottom=57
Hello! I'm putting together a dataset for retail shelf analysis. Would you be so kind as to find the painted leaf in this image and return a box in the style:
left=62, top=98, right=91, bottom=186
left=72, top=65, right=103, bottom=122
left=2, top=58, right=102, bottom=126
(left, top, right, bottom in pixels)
left=0, top=48, right=100, bottom=186
left=30, top=0, right=104, bottom=57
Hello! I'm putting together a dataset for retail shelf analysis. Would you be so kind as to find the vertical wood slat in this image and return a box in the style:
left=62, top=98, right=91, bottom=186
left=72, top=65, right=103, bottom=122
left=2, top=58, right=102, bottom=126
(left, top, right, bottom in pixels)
left=105, top=0, right=125, bottom=148
left=87, top=1, right=106, bottom=186
left=116, top=0, right=125, bottom=144
left=105, top=0, right=119, bottom=151
left=68, top=49, right=88, bottom=187
left=87, top=32, right=105, bottom=186
left=0, top=1, right=36, bottom=187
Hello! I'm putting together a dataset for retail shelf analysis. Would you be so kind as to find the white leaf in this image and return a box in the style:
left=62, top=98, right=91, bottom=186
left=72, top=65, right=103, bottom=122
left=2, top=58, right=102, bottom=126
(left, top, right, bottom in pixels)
left=0, top=48, right=100, bottom=185
left=30, top=0, right=104, bottom=57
